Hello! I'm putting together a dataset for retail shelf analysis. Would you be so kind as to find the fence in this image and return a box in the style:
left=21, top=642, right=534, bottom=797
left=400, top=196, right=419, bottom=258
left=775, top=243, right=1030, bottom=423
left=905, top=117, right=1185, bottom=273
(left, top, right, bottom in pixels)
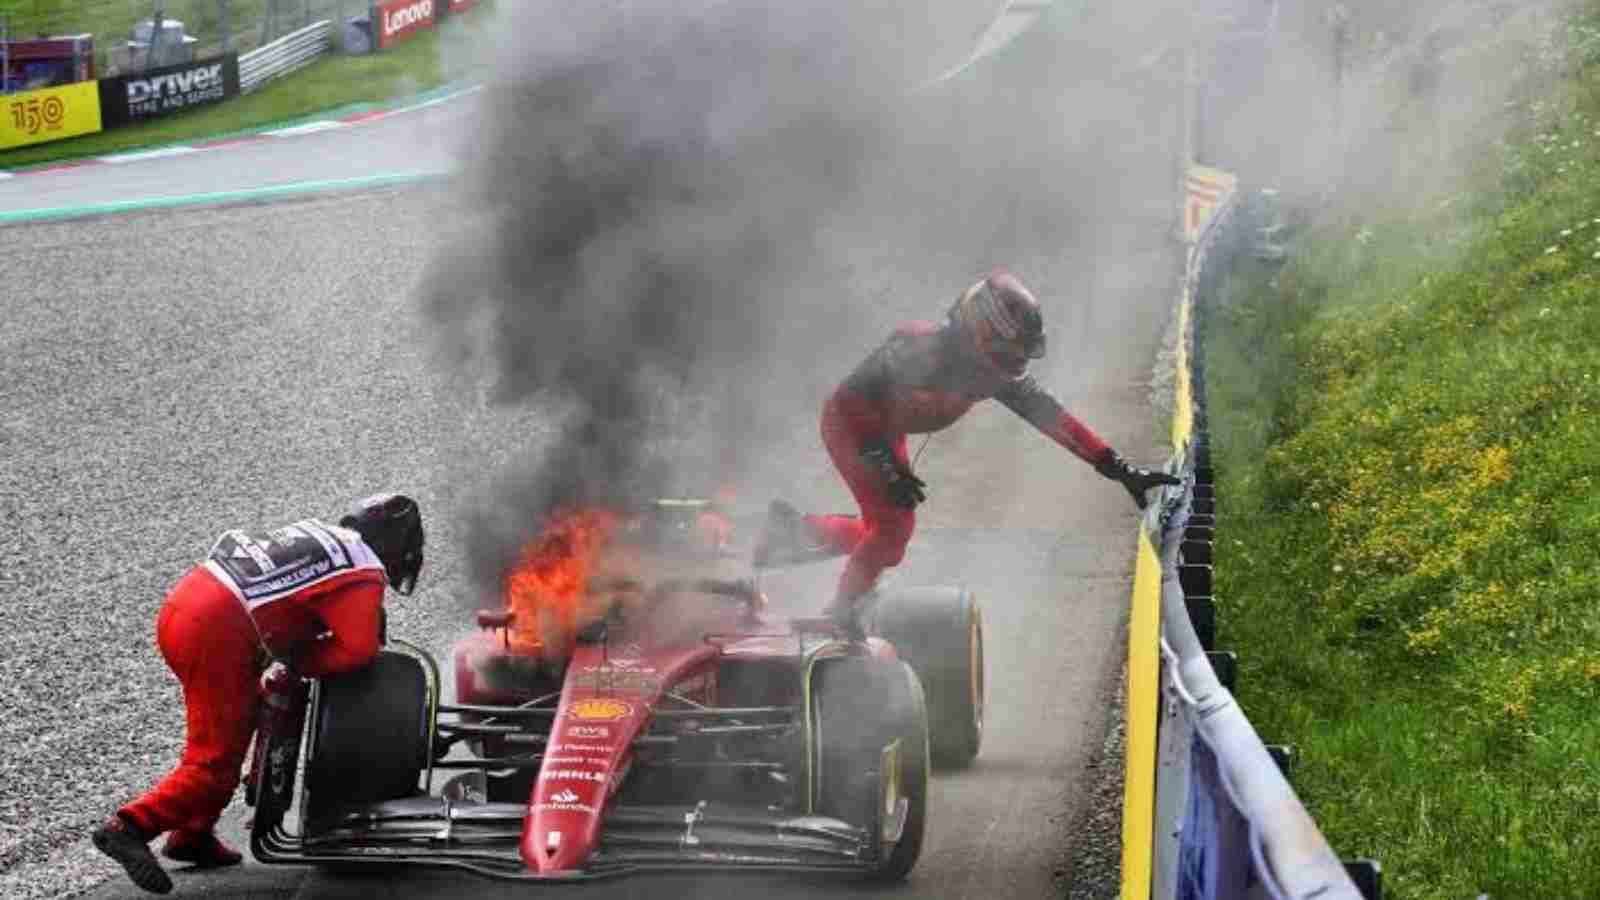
left=238, top=17, right=328, bottom=93
left=2, top=0, right=372, bottom=78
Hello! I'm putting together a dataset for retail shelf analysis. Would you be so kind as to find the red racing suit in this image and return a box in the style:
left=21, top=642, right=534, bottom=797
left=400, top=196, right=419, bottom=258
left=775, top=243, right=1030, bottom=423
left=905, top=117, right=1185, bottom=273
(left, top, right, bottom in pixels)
left=808, top=321, right=1113, bottom=608
left=118, top=520, right=387, bottom=840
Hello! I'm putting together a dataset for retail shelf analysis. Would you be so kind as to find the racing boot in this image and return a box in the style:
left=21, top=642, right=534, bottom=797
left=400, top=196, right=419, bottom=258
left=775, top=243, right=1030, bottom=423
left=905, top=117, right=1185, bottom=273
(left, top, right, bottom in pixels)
left=162, top=829, right=243, bottom=868
left=92, top=815, right=173, bottom=895
left=752, top=499, right=813, bottom=568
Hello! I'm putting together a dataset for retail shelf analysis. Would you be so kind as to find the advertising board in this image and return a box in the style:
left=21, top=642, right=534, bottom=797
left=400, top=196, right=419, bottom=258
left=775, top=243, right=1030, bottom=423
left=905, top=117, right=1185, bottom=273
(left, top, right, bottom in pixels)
left=374, top=0, right=436, bottom=50
left=97, top=54, right=240, bottom=128
left=1, top=80, right=101, bottom=150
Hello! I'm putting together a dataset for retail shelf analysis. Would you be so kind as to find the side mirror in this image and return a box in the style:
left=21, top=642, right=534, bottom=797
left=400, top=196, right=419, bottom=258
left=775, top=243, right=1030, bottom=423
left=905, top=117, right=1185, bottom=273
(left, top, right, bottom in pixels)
left=477, top=609, right=515, bottom=648
left=476, top=605, right=515, bottom=627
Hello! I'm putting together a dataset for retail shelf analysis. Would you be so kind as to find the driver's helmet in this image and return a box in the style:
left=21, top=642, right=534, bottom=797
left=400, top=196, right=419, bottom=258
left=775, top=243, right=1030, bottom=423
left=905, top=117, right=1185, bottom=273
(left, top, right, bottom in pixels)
left=947, top=269, right=1047, bottom=379
left=340, top=493, right=425, bottom=595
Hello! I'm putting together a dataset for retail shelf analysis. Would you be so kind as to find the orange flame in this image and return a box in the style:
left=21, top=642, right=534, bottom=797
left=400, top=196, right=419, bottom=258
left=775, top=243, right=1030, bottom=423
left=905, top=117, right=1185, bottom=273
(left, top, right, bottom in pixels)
left=503, top=508, right=620, bottom=659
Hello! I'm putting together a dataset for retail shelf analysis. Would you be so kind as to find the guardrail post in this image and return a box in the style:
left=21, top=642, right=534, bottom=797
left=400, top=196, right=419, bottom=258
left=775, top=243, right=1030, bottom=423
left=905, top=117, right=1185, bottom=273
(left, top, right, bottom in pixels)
left=1185, top=596, right=1216, bottom=650
left=1205, top=650, right=1236, bottom=690
left=1177, top=564, right=1211, bottom=596
left=1343, top=859, right=1383, bottom=900
left=1179, top=537, right=1211, bottom=565
left=1265, top=743, right=1296, bottom=778
left=1177, top=562, right=1216, bottom=651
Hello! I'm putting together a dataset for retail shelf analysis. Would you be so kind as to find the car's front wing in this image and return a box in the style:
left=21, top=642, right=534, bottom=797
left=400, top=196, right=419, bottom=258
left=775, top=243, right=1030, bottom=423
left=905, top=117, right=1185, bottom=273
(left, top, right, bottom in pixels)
left=252, top=797, right=879, bottom=880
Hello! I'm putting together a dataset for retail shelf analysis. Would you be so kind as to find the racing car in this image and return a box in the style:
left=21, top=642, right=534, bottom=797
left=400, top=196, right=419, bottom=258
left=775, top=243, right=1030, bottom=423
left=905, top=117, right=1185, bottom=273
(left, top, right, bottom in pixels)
left=246, top=499, right=984, bottom=881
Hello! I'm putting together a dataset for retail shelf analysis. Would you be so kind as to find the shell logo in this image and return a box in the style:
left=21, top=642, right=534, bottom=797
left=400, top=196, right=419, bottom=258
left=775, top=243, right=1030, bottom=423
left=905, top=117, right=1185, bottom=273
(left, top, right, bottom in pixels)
left=569, top=698, right=632, bottom=721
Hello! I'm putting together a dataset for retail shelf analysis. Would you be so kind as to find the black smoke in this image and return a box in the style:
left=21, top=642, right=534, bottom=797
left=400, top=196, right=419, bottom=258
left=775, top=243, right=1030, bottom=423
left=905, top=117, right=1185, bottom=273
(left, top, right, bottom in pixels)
left=419, top=2, right=908, bottom=593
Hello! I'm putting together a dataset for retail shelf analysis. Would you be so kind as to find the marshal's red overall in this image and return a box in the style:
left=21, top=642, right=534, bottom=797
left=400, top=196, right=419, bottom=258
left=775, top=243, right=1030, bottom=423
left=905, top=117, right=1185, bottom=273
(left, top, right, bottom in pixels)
left=93, top=495, right=425, bottom=896
left=121, top=546, right=386, bottom=838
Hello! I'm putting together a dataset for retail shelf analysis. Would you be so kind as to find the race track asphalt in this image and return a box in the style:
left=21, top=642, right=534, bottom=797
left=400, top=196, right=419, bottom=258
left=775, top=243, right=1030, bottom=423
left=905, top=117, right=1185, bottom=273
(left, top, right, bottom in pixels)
left=1, top=4, right=1186, bottom=899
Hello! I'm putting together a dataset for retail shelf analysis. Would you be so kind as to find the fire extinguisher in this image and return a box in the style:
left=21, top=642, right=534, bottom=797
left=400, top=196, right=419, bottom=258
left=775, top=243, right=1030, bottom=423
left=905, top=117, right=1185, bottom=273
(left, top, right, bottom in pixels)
left=244, top=662, right=309, bottom=833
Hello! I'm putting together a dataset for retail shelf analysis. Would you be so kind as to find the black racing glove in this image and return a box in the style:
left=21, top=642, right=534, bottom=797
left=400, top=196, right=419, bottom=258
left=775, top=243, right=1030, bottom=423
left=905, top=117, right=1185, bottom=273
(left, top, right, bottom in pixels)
left=861, top=437, right=927, bottom=509
left=1095, top=450, right=1181, bottom=510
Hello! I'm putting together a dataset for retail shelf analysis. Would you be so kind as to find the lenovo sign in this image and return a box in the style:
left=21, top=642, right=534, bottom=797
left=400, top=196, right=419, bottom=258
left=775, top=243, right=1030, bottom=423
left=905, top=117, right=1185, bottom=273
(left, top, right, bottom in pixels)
left=374, top=0, right=435, bottom=49
left=98, top=54, right=240, bottom=128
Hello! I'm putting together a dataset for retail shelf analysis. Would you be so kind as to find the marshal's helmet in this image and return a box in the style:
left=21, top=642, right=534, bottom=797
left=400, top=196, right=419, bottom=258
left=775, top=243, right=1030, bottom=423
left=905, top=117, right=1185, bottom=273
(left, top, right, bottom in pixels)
left=947, top=269, right=1047, bottom=378
left=341, top=493, right=425, bottom=595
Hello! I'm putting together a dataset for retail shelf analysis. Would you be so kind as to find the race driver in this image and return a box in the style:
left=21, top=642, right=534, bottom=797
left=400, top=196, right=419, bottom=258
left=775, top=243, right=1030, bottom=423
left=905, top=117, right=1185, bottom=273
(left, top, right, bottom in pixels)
left=756, top=270, right=1179, bottom=637
left=91, top=494, right=425, bottom=895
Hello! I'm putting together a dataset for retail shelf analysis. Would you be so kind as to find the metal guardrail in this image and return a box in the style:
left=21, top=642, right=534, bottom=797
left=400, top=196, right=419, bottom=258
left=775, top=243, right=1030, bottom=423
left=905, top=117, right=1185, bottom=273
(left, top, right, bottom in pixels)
left=240, top=19, right=332, bottom=94
left=1130, top=182, right=1371, bottom=900
left=1149, top=491, right=1364, bottom=900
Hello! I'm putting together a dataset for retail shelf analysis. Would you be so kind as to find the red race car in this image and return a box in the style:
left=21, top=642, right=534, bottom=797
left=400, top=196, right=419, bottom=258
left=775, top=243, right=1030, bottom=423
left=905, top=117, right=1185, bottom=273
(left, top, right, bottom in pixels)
left=247, top=499, right=984, bottom=881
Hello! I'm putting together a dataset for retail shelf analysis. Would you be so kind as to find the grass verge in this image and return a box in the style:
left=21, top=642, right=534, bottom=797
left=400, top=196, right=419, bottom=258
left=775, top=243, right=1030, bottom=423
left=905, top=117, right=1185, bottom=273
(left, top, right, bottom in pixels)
left=1206, top=4, right=1600, bottom=899
left=1, top=8, right=491, bottom=170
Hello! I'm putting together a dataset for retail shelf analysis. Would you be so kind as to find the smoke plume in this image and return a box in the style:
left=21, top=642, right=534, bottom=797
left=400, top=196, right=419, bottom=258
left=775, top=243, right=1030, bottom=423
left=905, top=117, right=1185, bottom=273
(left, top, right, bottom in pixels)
left=419, top=2, right=911, bottom=593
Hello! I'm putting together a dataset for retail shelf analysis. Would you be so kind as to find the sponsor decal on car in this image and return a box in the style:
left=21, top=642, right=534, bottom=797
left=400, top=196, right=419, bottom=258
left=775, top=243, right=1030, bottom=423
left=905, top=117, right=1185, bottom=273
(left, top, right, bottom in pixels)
left=565, top=725, right=611, bottom=740
left=548, top=742, right=609, bottom=754
left=536, top=788, right=596, bottom=814
left=572, top=670, right=659, bottom=692
left=540, top=769, right=607, bottom=783
left=569, top=698, right=631, bottom=721
left=580, top=659, right=656, bottom=674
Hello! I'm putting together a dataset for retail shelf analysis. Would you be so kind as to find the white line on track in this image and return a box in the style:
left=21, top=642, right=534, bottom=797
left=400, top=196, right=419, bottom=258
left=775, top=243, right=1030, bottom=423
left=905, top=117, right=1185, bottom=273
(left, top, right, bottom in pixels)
left=98, top=146, right=200, bottom=164
left=390, top=83, right=484, bottom=116
left=266, top=121, right=347, bottom=137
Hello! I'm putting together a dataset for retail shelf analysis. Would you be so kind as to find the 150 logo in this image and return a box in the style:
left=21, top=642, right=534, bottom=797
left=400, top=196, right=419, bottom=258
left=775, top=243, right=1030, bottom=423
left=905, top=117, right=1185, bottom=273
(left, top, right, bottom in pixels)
left=1, top=82, right=102, bottom=150
left=8, top=94, right=65, bottom=135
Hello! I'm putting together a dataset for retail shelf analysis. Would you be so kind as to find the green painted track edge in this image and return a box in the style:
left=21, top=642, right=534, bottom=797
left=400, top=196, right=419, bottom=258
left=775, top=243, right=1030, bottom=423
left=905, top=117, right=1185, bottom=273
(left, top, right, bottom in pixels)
left=0, top=170, right=447, bottom=225
left=0, top=79, right=480, bottom=175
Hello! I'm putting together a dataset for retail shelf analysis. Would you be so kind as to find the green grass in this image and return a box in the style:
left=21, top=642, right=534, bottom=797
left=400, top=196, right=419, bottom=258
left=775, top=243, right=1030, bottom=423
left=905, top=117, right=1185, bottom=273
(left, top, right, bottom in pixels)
left=2, top=4, right=492, bottom=169
left=1205, top=4, right=1600, bottom=898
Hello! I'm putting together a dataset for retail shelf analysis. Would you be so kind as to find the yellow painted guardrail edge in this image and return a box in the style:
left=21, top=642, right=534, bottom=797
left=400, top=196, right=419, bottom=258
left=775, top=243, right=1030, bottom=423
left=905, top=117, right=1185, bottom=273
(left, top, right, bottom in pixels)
left=1119, top=522, right=1163, bottom=900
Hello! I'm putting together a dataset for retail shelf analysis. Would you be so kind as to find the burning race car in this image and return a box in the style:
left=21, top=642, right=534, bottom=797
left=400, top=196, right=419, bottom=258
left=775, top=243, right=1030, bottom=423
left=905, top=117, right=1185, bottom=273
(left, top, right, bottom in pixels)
left=247, top=499, right=984, bottom=881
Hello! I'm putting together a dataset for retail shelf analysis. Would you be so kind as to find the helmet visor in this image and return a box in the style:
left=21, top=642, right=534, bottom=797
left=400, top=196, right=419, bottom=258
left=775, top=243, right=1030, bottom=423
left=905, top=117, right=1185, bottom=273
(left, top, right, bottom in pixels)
left=392, top=552, right=422, bottom=596
left=1023, top=329, right=1046, bottom=359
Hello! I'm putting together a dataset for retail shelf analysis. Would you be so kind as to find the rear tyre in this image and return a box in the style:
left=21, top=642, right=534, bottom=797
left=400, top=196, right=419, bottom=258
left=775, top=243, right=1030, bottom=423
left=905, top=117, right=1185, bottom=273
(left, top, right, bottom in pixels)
left=873, top=586, right=984, bottom=768
left=811, top=657, right=929, bottom=880
left=302, top=650, right=430, bottom=830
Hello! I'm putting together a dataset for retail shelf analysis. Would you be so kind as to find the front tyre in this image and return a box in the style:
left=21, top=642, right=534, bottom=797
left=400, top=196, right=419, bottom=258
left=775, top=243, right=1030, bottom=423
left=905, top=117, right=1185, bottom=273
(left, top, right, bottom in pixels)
left=811, top=657, right=929, bottom=880
left=302, top=650, right=430, bottom=831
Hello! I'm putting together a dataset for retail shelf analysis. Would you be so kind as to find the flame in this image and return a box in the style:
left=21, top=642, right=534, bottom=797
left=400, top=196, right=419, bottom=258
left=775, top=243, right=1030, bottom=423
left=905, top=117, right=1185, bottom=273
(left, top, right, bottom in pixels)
left=503, top=508, right=620, bottom=659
